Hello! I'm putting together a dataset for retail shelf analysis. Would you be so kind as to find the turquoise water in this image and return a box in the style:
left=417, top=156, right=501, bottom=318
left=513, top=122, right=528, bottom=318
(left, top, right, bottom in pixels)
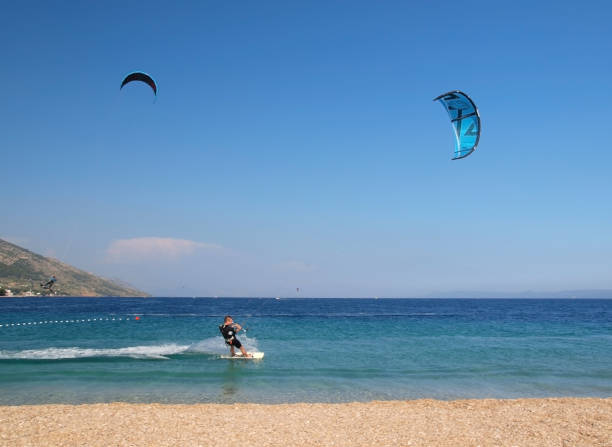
left=0, top=298, right=610, bottom=404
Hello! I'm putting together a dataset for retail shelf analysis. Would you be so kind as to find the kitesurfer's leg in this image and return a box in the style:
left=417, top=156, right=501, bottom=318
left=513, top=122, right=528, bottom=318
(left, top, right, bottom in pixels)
left=232, top=338, right=251, bottom=357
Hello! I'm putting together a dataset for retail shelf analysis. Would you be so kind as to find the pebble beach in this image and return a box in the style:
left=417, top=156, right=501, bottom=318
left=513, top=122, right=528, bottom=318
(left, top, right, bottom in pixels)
left=1, top=398, right=611, bottom=447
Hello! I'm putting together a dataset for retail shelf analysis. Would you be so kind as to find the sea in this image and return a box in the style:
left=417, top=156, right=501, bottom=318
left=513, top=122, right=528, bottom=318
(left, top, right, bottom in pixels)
left=0, top=298, right=610, bottom=405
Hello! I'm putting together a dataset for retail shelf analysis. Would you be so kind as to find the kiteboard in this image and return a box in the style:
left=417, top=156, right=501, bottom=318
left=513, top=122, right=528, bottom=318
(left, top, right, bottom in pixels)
left=220, top=352, right=264, bottom=360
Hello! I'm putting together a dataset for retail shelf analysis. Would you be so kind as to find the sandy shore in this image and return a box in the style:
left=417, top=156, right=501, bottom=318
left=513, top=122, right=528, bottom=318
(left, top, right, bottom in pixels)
left=0, top=398, right=610, bottom=447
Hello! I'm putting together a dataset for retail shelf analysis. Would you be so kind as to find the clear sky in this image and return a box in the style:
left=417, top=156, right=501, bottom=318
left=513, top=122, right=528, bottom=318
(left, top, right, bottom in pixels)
left=2, top=0, right=612, bottom=297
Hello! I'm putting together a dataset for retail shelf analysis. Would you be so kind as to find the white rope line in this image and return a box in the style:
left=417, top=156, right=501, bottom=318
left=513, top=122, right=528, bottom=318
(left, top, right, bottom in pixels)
left=0, top=316, right=140, bottom=328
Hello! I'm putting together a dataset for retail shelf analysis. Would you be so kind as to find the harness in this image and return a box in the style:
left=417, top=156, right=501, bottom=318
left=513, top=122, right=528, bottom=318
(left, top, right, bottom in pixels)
left=219, top=324, right=236, bottom=345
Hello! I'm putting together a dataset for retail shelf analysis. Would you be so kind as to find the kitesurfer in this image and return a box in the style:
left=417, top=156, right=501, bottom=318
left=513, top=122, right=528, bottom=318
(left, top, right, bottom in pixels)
left=41, top=275, right=56, bottom=290
left=219, top=316, right=252, bottom=357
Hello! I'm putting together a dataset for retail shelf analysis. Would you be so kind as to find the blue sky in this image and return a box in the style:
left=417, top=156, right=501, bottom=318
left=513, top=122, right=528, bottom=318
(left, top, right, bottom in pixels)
left=2, top=0, right=612, bottom=297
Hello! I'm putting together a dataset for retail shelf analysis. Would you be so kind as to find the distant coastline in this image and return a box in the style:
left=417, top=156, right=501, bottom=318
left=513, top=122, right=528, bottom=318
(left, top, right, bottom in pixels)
left=3, top=295, right=610, bottom=299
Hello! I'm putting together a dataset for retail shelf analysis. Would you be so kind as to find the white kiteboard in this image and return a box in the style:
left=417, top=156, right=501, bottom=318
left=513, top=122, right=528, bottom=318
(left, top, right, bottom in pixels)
left=220, top=352, right=264, bottom=360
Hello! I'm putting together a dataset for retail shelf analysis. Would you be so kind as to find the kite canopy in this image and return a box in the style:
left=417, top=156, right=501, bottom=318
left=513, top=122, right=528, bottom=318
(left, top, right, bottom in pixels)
left=433, top=91, right=480, bottom=160
left=120, top=72, right=157, bottom=96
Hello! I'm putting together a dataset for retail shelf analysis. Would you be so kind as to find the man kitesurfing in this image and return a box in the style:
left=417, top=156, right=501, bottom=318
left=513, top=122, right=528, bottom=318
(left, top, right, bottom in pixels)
left=219, top=316, right=252, bottom=358
left=41, top=275, right=56, bottom=290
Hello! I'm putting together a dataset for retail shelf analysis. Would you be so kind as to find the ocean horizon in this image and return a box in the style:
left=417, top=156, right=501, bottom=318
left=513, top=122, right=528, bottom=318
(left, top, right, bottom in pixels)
left=0, top=297, right=610, bottom=405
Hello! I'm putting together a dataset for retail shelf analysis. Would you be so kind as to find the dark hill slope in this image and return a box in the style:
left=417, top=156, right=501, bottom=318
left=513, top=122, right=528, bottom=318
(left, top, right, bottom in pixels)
left=0, top=239, right=149, bottom=297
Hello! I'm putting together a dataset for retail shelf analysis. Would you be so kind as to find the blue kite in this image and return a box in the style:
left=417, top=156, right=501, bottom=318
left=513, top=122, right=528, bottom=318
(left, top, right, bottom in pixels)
left=434, top=91, right=481, bottom=160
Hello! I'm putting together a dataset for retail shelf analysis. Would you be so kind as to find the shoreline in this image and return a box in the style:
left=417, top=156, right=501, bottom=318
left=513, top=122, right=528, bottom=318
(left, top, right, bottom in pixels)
left=1, top=397, right=610, bottom=446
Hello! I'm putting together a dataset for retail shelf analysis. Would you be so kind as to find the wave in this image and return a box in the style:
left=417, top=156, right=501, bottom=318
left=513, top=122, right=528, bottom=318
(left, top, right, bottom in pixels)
left=188, top=336, right=260, bottom=355
left=0, top=337, right=261, bottom=361
left=0, top=344, right=190, bottom=360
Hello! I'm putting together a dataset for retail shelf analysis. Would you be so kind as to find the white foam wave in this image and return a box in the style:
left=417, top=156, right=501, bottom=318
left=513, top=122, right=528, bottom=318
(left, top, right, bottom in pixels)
left=188, top=336, right=261, bottom=355
left=187, top=337, right=228, bottom=355
left=0, top=344, right=189, bottom=360
left=0, top=336, right=261, bottom=361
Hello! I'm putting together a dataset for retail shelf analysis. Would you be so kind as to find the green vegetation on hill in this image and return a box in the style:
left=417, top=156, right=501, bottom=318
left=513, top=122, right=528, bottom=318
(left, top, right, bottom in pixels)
left=0, top=239, right=149, bottom=297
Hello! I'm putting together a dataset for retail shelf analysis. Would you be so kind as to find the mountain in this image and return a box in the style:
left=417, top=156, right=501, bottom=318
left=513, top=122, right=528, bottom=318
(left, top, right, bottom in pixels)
left=0, top=239, right=149, bottom=297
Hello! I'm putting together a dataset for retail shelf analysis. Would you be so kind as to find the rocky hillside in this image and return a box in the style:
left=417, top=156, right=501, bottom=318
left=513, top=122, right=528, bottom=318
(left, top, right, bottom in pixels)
left=0, top=239, right=149, bottom=297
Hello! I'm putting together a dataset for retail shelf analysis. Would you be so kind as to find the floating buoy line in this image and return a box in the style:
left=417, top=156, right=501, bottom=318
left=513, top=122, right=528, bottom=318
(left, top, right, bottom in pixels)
left=0, top=316, right=141, bottom=329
